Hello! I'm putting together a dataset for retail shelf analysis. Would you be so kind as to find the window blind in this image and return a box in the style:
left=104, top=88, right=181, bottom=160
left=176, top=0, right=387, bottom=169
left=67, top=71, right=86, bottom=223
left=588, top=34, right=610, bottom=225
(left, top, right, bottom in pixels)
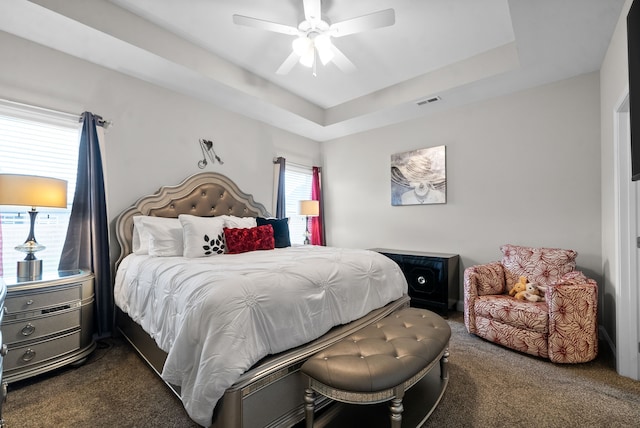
left=284, top=164, right=313, bottom=245
left=0, top=100, right=80, bottom=277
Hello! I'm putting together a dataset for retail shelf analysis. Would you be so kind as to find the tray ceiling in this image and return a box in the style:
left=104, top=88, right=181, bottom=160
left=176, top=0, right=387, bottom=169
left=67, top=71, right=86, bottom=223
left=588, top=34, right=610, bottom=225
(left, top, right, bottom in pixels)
left=0, top=0, right=626, bottom=141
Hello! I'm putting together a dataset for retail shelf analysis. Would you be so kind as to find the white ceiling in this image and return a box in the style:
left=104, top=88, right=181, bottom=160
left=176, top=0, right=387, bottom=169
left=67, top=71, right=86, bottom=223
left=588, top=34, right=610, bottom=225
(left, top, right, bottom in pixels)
left=0, top=0, right=626, bottom=141
left=110, top=0, right=517, bottom=109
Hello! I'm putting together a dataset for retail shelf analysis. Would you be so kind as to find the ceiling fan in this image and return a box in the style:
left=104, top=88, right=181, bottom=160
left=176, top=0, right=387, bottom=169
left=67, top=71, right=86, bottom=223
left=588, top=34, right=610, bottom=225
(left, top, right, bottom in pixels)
left=232, top=0, right=395, bottom=75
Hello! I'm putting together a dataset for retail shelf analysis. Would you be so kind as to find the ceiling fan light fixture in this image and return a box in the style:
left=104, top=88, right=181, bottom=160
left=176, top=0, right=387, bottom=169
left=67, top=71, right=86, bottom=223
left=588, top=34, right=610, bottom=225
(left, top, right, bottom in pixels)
left=299, top=48, right=315, bottom=67
left=232, top=0, right=396, bottom=75
left=292, top=36, right=312, bottom=56
left=314, top=34, right=334, bottom=65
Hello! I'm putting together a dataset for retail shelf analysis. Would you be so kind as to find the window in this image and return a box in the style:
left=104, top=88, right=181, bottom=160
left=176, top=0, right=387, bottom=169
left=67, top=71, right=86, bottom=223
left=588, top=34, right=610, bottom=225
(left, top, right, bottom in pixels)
left=0, top=101, right=79, bottom=277
left=284, top=164, right=313, bottom=245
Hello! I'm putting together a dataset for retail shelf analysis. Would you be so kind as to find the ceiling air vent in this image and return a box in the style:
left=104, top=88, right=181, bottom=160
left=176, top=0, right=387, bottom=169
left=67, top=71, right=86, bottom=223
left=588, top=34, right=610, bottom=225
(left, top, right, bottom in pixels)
left=416, top=96, right=441, bottom=106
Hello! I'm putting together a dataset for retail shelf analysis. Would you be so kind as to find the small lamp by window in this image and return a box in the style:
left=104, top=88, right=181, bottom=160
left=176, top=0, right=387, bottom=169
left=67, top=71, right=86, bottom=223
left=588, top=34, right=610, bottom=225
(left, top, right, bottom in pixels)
left=299, top=200, right=319, bottom=245
left=0, top=174, right=67, bottom=280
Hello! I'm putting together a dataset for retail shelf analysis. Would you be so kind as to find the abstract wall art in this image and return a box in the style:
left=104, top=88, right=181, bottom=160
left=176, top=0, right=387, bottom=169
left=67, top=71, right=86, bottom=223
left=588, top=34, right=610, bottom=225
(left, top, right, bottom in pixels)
left=391, top=145, right=446, bottom=206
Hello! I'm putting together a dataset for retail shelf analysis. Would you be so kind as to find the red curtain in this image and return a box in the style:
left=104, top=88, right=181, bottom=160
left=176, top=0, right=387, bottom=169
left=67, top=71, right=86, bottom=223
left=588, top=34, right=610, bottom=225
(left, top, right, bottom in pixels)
left=310, top=166, right=325, bottom=246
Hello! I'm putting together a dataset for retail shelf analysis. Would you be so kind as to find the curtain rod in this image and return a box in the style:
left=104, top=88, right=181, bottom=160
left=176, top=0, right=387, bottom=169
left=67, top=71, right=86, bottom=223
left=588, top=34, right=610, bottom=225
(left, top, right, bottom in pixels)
left=272, top=157, right=319, bottom=170
left=0, top=98, right=113, bottom=129
left=79, top=111, right=113, bottom=129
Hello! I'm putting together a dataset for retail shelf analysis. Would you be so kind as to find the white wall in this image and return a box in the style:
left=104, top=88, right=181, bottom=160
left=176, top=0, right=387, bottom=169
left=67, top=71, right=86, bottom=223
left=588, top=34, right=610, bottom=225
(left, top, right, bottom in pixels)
left=323, top=73, right=602, bottom=301
left=0, top=10, right=612, bottom=325
left=0, top=31, right=321, bottom=263
left=600, top=0, right=635, bottom=370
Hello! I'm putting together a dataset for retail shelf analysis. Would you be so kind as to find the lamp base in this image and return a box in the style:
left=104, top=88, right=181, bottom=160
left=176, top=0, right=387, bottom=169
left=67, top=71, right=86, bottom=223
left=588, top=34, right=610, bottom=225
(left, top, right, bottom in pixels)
left=303, top=216, right=311, bottom=245
left=17, top=259, right=43, bottom=281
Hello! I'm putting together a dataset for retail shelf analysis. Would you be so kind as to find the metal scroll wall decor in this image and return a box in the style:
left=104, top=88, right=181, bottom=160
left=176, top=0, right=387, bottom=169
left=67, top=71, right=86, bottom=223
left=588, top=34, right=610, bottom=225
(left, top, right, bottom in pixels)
left=197, top=139, right=224, bottom=168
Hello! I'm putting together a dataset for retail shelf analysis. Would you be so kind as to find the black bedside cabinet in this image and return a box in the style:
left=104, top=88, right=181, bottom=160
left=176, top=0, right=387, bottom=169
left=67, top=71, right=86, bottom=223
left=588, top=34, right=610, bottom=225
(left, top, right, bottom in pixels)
left=372, top=248, right=460, bottom=315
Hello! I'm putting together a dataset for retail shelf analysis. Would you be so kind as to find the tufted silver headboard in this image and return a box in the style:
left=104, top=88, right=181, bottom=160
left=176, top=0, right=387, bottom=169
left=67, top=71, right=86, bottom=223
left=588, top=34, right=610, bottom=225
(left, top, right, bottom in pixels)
left=114, top=172, right=270, bottom=268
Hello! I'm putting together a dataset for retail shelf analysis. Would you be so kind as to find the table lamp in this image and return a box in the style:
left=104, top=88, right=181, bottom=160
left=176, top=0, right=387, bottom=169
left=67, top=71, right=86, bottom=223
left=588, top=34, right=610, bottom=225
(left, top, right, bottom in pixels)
left=0, top=174, right=68, bottom=280
left=299, top=200, right=319, bottom=245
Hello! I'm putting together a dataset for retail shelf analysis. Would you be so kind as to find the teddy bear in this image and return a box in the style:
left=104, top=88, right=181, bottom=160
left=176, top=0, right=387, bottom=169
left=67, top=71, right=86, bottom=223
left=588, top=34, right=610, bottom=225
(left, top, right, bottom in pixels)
left=523, top=282, right=546, bottom=302
left=509, top=276, right=528, bottom=298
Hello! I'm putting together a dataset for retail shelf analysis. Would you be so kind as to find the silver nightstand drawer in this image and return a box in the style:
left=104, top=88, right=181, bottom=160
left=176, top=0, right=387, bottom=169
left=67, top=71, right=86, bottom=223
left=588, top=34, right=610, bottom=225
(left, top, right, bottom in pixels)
left=3, top=330, right=81, bottom=372
left=2, top=309, right=80, bottom=345
left=4, top=286, right=81, bottom=314
left=0, top=271, right=94, bottom=384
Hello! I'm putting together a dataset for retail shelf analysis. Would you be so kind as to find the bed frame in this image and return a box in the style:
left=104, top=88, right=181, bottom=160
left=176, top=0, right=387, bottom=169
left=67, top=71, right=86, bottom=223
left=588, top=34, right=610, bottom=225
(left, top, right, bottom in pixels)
left=113, top=172, right=410, bottom=428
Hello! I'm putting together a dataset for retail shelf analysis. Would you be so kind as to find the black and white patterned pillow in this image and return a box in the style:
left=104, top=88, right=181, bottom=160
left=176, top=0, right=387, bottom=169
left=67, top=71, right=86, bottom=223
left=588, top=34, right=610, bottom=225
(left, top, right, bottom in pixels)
left=203, top=232, right=226, bottom=256
left=179, top=214, right=227, bottom=258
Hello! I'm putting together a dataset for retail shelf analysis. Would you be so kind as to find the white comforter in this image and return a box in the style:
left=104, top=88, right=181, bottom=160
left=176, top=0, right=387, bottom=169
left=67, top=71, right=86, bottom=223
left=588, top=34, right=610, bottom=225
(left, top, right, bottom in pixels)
left=114, top=246, right=407, bottom=427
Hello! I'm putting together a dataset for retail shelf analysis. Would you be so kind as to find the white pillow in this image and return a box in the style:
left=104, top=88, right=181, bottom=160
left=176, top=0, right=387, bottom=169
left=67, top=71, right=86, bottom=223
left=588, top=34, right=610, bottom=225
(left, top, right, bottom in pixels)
left=132, top=216, right=182, bottom=255
left=145, top=220, right=184, bottom=257
left=132, top=222, right=143, bottom=253
left=179, top=214, right=227, bottom=258
left=220, top=215, right=257, bottom=229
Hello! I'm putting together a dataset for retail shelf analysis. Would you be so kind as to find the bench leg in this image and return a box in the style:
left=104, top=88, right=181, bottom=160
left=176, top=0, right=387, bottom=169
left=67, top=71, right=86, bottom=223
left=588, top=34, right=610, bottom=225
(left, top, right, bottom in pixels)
left=440, top=348, right=450, bottom=381
left=389, top=386, right=405, bottom=428
left=304, top=387, right=316, bottom=428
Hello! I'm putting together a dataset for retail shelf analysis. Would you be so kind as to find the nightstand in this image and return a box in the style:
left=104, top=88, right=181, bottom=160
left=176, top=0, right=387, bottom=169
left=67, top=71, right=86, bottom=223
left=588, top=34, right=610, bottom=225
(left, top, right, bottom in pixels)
left=371, top=249, right=460, bottom=315
left=1, top=270, right=95, bottom=383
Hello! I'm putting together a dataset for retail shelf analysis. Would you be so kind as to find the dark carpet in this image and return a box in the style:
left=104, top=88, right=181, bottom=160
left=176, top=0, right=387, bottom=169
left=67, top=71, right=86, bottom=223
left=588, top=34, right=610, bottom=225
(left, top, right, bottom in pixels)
left=3, top=312, right=640, bottom=427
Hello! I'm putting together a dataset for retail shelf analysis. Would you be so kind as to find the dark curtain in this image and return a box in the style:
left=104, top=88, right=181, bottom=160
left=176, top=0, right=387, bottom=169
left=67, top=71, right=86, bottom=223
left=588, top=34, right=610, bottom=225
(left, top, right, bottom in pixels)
left=310, top=166, right=325, bottom=246
left=59, top=112, right=112, bottom=337
left=274, top=157, right=286, bottom=218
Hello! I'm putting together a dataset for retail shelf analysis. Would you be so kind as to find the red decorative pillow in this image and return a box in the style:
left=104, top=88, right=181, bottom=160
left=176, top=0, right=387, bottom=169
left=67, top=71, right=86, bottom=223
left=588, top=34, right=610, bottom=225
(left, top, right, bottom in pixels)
left=253, top=225, right=275, bottom=250
left=224, top=225, right=275, bottom=254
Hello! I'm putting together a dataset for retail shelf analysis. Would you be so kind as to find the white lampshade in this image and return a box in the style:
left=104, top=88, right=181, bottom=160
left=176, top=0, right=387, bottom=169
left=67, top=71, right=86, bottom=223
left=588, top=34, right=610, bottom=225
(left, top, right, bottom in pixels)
left=292, top=36, right=312, bottom=56
left=299, top=200, right=319, bottom=217
left=0, top=174, right=68, bottom=208
left=0, top=174, right=68, bottom=280
left=299, top=48, right=315, bottom=68
left=314, top=34, right=334, bottom=65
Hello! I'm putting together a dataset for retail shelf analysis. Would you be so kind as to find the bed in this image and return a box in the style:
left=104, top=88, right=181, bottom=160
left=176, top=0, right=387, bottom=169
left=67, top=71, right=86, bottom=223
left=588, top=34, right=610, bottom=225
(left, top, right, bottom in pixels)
left=112, top=172, right=410, bottom=428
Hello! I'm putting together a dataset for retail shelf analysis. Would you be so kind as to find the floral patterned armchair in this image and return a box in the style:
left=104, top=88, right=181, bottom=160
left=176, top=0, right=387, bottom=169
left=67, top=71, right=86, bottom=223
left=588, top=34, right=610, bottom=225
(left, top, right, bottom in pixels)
left=464, top=244, right=598, bottom=363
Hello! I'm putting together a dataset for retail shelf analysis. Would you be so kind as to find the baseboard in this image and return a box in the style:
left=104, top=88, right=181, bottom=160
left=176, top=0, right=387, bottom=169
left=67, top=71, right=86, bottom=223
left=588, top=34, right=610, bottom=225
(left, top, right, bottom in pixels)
left=599, top=324, right=616, bottom=359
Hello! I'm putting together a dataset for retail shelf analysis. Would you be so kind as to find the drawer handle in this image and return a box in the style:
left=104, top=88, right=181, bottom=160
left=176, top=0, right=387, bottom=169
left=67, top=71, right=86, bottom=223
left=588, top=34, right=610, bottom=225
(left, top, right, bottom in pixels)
left=417, top=276, right=427, bottom=285
left=21, top=323, right=36, bottom=336
left=0, top=344, right=7, bottom=357
left=26, top=299, right=34, bottom=306
left=21, top=348, right=36, bottom=362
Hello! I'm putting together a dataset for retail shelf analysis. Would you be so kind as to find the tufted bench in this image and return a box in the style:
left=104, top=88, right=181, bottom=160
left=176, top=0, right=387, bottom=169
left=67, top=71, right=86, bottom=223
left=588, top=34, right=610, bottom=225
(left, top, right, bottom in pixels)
left=301, top=307, right=451, bottom=427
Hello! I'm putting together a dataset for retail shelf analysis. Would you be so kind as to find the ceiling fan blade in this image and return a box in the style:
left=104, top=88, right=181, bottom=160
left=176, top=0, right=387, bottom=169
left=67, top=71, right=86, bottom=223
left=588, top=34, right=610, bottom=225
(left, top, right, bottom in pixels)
left=329, top=8, right=395, bottom=38
left=276, top=51, right=301, bottom=75
left=232, top=14, right=298, bottom=36
left=330, top=45, right=356, bottom=73
left=303, top=0, right=322, bottom=24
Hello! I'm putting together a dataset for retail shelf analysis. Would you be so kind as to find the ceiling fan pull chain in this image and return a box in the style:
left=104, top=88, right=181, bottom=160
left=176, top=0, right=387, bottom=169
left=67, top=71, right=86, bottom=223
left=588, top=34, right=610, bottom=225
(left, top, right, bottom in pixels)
left=312, top=50, right=317, bottom=77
